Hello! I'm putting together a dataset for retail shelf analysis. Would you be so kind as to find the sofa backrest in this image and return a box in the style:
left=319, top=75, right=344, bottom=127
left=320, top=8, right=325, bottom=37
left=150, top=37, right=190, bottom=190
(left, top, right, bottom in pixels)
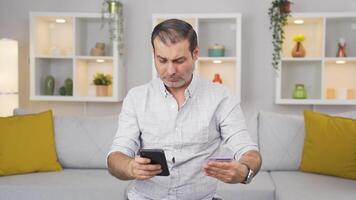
left=54, top=115, right=118, bottom=169
left=258, top=110, right=356, bottom=171
left=13, top=108, right=119, bottom=169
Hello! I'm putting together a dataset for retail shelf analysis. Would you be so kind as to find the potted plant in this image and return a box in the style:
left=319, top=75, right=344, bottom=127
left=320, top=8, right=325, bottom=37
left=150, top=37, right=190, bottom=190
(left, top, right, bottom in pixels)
left=93, top=72, right=112, bottom=96
left=268, top=0, right=292, bottom=71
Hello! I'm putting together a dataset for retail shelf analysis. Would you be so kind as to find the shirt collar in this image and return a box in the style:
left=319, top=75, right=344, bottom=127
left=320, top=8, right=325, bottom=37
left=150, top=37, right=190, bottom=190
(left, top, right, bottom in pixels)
left=158, top=74, right=198, bottom=98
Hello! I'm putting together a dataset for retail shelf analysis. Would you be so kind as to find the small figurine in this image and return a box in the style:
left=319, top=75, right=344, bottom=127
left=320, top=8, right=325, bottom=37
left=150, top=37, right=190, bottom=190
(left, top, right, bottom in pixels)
left=90, top=42, right=106, bottom=56
left=212, top=73, right=223, bottom=84
left=44, top=75, right=55, bottom=95
left=336, top=38, right=346, bottom=57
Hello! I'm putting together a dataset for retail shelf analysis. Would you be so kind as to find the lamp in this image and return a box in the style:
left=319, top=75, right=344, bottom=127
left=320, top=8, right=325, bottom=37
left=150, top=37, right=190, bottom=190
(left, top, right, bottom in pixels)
left=0, top=39, right=18, bottom=117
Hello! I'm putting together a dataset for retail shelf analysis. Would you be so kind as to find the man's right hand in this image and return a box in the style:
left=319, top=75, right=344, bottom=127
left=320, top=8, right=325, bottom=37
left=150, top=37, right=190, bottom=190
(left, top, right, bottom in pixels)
left=128, top=156, right=162, bottom=180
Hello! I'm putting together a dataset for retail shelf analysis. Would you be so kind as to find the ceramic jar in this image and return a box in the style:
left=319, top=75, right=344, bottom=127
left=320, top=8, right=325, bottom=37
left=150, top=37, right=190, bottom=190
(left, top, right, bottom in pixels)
left=292, top=84, right=307, bottom=99
left=208, top=44, right=225, bottom=57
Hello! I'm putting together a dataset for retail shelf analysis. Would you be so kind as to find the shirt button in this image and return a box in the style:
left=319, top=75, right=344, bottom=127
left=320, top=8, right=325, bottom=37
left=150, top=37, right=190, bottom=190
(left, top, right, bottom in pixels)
left=172, top=157, right=175, bottom=164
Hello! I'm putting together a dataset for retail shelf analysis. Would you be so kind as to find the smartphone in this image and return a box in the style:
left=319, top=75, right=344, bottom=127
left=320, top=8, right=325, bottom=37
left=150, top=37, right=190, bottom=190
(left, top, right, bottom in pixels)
left=139, top=149, right=170, bottom=176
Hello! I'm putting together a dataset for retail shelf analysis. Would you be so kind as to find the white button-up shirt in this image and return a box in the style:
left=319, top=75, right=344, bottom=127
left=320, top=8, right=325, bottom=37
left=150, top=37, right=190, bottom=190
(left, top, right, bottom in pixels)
left=108, top=75, right=258, bottom=200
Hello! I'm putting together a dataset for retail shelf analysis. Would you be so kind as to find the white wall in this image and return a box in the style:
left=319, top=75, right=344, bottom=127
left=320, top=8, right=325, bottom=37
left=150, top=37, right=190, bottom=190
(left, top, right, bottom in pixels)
left=0, top=0, right=355, bottom=123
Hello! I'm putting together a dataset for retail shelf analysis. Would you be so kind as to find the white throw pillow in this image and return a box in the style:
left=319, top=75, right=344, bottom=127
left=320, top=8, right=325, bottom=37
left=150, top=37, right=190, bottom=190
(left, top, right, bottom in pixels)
left=54, top=115, right=118, bottom=169
left=258, top=111, right=304, bottom=171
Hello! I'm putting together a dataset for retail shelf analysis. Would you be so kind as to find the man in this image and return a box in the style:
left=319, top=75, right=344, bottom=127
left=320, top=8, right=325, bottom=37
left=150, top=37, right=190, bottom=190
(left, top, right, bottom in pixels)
left=107, top=19, right=262, bottom=200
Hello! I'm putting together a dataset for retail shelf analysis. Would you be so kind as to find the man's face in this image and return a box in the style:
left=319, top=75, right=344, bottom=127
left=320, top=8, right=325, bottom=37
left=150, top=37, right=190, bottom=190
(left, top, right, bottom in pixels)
left=153, top=38, right=199, bottom=89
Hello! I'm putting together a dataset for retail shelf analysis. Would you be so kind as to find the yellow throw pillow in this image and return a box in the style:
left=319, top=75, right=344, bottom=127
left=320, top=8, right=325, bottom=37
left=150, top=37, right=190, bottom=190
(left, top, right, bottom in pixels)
left=0, top=110, right=62, bottom=176
left=299, top=110, right=356, bottom=180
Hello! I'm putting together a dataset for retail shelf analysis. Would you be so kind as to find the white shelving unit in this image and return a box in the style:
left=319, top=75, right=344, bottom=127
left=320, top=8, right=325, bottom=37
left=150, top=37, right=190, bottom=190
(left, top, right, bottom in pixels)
left=276, top=12, right=356, bottom=105
left=29, top=12, right=125, bottom=102
left=152, top=13, right=242, bottom=101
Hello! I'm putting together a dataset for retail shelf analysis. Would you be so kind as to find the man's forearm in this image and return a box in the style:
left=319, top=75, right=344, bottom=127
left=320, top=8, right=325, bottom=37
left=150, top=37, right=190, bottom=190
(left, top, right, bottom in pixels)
left=107, top=151, right=135, bottom=180
left=238, top=150, right=262, bottom=175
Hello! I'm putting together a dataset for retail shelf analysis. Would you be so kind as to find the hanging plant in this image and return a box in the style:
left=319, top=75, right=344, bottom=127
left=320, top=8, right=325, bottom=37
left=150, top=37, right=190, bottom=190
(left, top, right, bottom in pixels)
left=101, top=0, right=124, bottom=56
left=268, top=0, right=292, bottom=71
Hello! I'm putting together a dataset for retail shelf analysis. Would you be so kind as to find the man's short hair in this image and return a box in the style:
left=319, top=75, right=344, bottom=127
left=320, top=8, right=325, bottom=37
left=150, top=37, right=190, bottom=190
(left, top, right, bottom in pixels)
left=151, top=19, right=198, bottom=54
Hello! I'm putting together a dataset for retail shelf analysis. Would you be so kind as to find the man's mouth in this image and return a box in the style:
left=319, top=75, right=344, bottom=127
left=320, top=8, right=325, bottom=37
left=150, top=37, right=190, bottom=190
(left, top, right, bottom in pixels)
left=166, top=77, right=180, bottom=82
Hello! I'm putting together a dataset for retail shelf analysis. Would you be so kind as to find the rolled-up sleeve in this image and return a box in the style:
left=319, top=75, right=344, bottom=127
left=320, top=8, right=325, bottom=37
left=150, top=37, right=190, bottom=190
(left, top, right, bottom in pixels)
left=107, top=90, right=141, bottom=159
left=218, top=96, right=259, bottom=161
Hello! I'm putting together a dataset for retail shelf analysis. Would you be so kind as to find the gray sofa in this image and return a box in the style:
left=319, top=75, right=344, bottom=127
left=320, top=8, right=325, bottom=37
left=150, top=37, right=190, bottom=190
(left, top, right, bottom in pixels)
left=0, top=110, right=355, bottom=200
left=218, top=111, right=356, bottom=200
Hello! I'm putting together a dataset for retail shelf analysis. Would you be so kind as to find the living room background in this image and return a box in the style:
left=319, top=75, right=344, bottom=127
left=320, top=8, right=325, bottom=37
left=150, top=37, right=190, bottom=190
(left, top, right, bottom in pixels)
left=0, top=0, right=355, bottom=126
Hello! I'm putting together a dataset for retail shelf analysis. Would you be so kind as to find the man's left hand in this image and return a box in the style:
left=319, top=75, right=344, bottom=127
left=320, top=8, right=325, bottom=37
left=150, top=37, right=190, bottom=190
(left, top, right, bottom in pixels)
left=202, top=160, right=248, bottom=184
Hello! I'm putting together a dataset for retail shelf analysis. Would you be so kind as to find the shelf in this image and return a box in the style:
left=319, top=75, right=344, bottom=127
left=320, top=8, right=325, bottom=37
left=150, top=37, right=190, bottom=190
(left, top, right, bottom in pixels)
left=280, top=60, right=322, bottom=100
left=324, top=57, right=356, bottom=62
left=198, top=57, right=236, bottom=62
left=198, top=18, right=237, bottom=57
left=282, top=16, right=323, bottom=58
left=276, top=13, right=356, bottom=105
left=152, top=13, right=241, bottom=100
left=196, top=59, right=236, bottom=94
left=35, top=55, right=73, bottom=59
left=33, top=16, right=74, bottom=57
left=34, top=58, right=73, bottom=96
left=75, top=17, right=112, bottom=57
left=325, top=17, right=356, bottom=57
left=30, top=12, right=125, bottom=102
left=75, top=56, right=113, bottom=60
left=75, top=58, right=114, bottom=97
left=324, top=60, right=356, bottom=100
left=276, top=99, right=356, bottom=105
left=281, top=57, right=322, bottom=61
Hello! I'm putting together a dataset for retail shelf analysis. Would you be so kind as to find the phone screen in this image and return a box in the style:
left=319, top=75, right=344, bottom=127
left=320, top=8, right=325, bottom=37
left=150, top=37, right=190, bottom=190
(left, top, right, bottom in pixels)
left=139, top=149, right=170, bottom=176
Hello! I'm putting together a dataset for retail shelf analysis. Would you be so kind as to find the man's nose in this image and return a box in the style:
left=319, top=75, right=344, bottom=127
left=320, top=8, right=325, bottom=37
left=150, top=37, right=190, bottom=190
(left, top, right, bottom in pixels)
left=167, top=62, right=176, bottom=75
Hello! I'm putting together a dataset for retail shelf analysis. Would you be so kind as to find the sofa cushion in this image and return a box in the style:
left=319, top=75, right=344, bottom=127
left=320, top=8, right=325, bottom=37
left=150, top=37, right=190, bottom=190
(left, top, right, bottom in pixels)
left=270, top=171, right=356, bottom=200
left=0, top=169, right=130, bottom=200
left=258, top=111, right=305, bottom=171
left=216, top=171, right=275, bottom=200
left=300, top=110, right=356, bottom=180
left=54, top=115, right=118, bottom=169
left=0, top=110, right=62, bottom=176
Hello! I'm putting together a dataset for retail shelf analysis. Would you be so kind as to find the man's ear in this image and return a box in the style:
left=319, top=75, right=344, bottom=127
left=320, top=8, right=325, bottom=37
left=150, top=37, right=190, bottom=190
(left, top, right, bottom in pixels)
left=192, top=47, right=199, bottom=60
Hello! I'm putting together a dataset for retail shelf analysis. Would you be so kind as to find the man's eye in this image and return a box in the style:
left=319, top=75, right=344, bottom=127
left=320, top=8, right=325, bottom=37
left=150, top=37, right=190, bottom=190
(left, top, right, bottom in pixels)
left=175, top=59, right=185, bottom=64
left=159, top=59, right=167, bottom=63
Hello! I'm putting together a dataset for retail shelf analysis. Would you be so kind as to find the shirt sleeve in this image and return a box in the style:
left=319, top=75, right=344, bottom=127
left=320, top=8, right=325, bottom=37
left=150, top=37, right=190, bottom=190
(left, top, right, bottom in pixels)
left=107, top=90, right=141, bottom=160
left=217, top=96, right=259, bottom=161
